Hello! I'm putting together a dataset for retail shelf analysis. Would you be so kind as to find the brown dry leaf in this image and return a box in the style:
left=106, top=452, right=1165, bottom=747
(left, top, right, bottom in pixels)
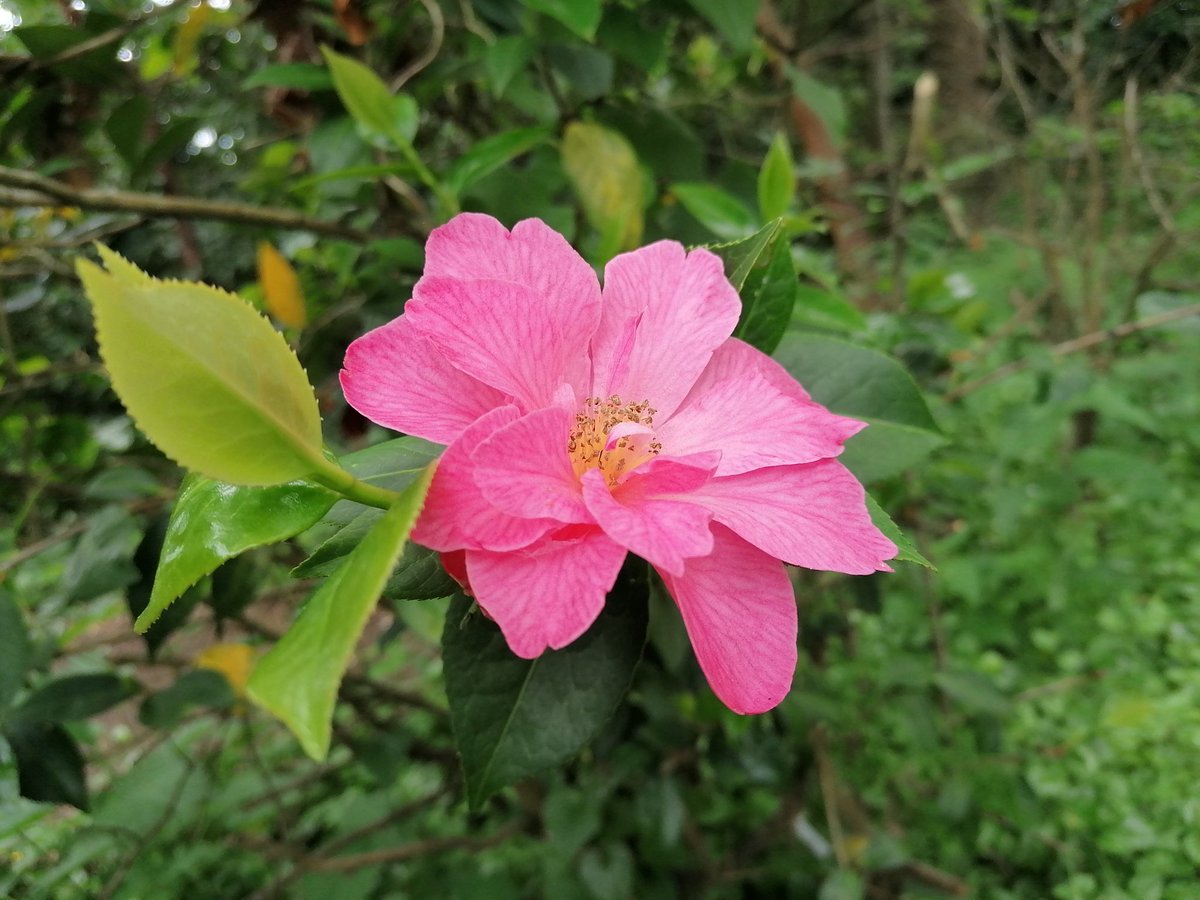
left=334, top=0, right=375, bottom=46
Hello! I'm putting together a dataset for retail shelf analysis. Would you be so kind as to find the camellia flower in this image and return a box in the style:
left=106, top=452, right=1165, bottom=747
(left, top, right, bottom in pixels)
left=341, top=214, right=896, bottom=714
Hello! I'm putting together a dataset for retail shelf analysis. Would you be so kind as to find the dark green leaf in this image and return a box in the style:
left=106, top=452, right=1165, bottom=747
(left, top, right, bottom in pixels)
left=683, top=0, right=760, bottom=50
left=139, top=670, right=234, bottom=730
left=0, top=593, right=31, bottom=723
left=444, top=127, right=551, bottom=197
left=104, top=95, right=150, bottom=168
left=707, top=219, right=783, bottom=291
left=522, top=0, right=603, bottom=40
left=6, top=720, right=88, bottom=811
left=138, top=476, right=335, bottom=632
left=443, top=564, right=649, bottom=809
left=866, top=496, right=934, bottom=569
left=247, top=465, right=436, bottom=760
left=933, top=670, right=1011, bottom=718
left=59, top=506, right=143, bottom=605
left=734, top=237, right=796, bottom=354
left=13, top=674, right=136, bottom=724
left=243, top=63, right=334, bottom=91
left=772, top=333, right=944, bottom=482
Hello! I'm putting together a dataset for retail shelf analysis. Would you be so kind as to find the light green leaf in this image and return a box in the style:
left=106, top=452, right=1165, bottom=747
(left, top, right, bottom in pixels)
left=562, top=121, right=644, bottom=262
left=444, top=127, right=551, bottom=197
left=791, top=284, right=867, bottom=333
left=788, top=67, right=847, bottom=146
left=521, top=0, right=603, bottom=40
left=443, top=564, right=648, bottom=809
left=246, top=463, right=436, bottom=760
left=670, top=182, right=756, bottom=240
left=76, top=248, right=327, bottom=486
left=320, top=45, right=417, bottom=147
left=757, top=132, right=796, bottom=222
left=773, top=332, right=945, bottom=482
left=733, top=237, right=797, bottom=355
left=138, top=475, right=336, bottom=633
left=707, top=218, right=783, bottom=291
left=866, top=495, right=933, bottom=569
left=244, top=62, right=334, bottom=91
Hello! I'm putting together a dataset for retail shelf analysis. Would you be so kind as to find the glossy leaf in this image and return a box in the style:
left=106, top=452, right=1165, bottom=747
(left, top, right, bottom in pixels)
left=0, top=594, right=31, bottom=723
left=757, top=132, right=796, bottom=222
left=6, top=720, right=89, bottom=811
left=444, top=127, right=551, bottom=197
left=247, top=463, right=436, bottom=760
left=866, top=495, right=933, bottom=569
left=522, top=0, right=603, bottom=40
left=562, top=121, right=644, bottom=262
left=773, top=332, right=945, bottom=483
left=76, top=248, right=327, bottom=486
left=670, top=182, right=756, bottom=240
left=734, top=236, right=796, bottom=354
left=320, top=45, right=417, bottom=147
left=707, top=218, right=783, bottom=291
left=257, top=241, right=308, bottom=329
left=138, top=476, right=336, bottom=633
left=12, top=674, right=136, bottom=724
left=443, top=563, right=649, bottom=809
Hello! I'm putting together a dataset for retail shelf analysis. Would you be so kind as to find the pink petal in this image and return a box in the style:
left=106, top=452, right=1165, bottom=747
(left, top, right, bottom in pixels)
left=466, top=527, right=627, bottom=658
left=657, top=339, right=864, bottom=475
left=688, top=460, right=897, bottom=575
left=421, top=214, right=601, bottom=386
left=658, top=524, right=797, bottom=715
left=340, top=315, right=508, bottom=444
left=713, top=337, right=813, bottom=403
left=472, top=405, right=589, bottom=524
left=405, top=277, right=581, bottom=412
left=412, top=406, right=557, bottom=552
left=580, top=462, right=714, bottom=577
left=591, top=243, right=741, bottom=421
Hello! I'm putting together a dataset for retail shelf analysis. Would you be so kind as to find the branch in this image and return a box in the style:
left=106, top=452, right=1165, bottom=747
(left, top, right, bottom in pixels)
left=946, top=302, right=1200, bottom=401
left=0, top=167, right=373, bottom=242
left=302, top=820, right=522, bottom=874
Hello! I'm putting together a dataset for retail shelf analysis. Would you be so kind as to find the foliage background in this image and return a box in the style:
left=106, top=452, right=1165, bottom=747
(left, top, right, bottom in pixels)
left=1, top=0, right=1199, bottom=897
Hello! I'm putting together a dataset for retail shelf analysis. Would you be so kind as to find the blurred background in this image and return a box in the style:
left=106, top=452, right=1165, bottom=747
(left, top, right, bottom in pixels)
left=1, top=0, right=1199, bottom=897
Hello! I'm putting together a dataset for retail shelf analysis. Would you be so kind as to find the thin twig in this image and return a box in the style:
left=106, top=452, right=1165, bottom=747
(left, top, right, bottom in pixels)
left=303, top=820, right=522, bottom=874
left=390, top=0, right=445, bottom=91
left=946, top=302, right=1200, bottom=401
left=0, top=168, right=372, bottom=242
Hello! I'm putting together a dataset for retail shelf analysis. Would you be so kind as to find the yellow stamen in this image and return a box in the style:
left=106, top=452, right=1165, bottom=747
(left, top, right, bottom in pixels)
left=567, top=395, right=661, bottom=486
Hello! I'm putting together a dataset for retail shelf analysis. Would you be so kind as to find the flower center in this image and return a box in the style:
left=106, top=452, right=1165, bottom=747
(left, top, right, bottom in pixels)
left=568, top=395, right=661, bottom=486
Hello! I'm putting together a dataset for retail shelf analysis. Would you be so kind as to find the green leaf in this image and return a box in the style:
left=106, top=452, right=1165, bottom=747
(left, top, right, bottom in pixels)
left=243, top=62, right=334, bottom=91
left=757, top=132, right=796, bottom=222
left=933, top=670, right=1011, bottom=718
left=484, top=35, right=533, bottom=97
left=522, top=0, right=603, bottom=40
left=320, top=45, right=417, bottom=148
left=5, top=720, right=89, bottom=811
left=443, top=563, right=649, bottom=809
left=444, top=127, right=551, bottom=197
left=76, top=248, right=327, bottom=486
left=866, top=496, right=933, bottom=569
left=683, top=0, right=760, bottom=51
left=139, top=670, right=234, bottom=730
left=137, top=475, right=336, bottom=633
left=59, top=505, right=143, bottom=605
left=670, top=182, right=756, bottom=240
left=561, top=121, right=644, bottom=262
left=104, top=95, right=150, bottom=168
left=707, top=218, right=783, bottom=291
left=819, top=868, right=865, bottom=900
left=0, top=594, right=31, bottom=723
left=788, top=68, right=847, bottom=146
left=734, top=237, right=796, bottom=355
left=791, top=284, right=867, bottom=333
left=772, top=332, right=945, bottom=482
left=246, top=464, right=436, bottom=760
left=12, top=674, right=136, bottom=724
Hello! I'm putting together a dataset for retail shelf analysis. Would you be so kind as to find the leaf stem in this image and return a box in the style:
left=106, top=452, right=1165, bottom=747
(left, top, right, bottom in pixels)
left=311, top=457, right=402, bottom=510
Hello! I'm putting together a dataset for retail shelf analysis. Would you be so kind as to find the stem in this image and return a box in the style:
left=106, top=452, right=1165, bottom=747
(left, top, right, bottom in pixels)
left=310, top=457, right=401, bottom=510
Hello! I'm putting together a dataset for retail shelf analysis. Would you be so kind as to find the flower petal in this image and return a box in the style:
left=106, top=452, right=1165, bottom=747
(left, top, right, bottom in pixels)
left=412, top=405, right=557, bottom=552
left=421, top=214, right=601, bottom=386
left=591, top=242, right=741, bottom=420
left=340, top=315, right=508, bottom=444
left=405, top=276, right=582, bottom=412
left=657, top=339, right=864, bottom=475
left=580, top=461, right=714, bottom=577
left=466, top=528, right=627, bottom=658
left=658, top=524, right=797, bottom=715
left=688, top=460, right=897, bottom=574
left=473, top=405, right=589, bottom=524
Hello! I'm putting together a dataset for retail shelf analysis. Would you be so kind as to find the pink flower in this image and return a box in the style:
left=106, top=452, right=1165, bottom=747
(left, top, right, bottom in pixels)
left=341, top=214, right=896, bottom=714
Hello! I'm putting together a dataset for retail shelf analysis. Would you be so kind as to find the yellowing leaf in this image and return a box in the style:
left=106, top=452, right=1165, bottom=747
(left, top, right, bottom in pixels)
left=196, top=643, right=255, bottom=697
left=172, top=3, right=212, bottom=76
left=256, top=242, right=308, bottom=329
left=561, top=121, right=644, bottom=262
left=76, top=247, right=326, bottom=486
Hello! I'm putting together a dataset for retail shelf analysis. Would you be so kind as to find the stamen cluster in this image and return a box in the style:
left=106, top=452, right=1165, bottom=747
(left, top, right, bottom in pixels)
left=568, top=395, right=661, bottom=485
